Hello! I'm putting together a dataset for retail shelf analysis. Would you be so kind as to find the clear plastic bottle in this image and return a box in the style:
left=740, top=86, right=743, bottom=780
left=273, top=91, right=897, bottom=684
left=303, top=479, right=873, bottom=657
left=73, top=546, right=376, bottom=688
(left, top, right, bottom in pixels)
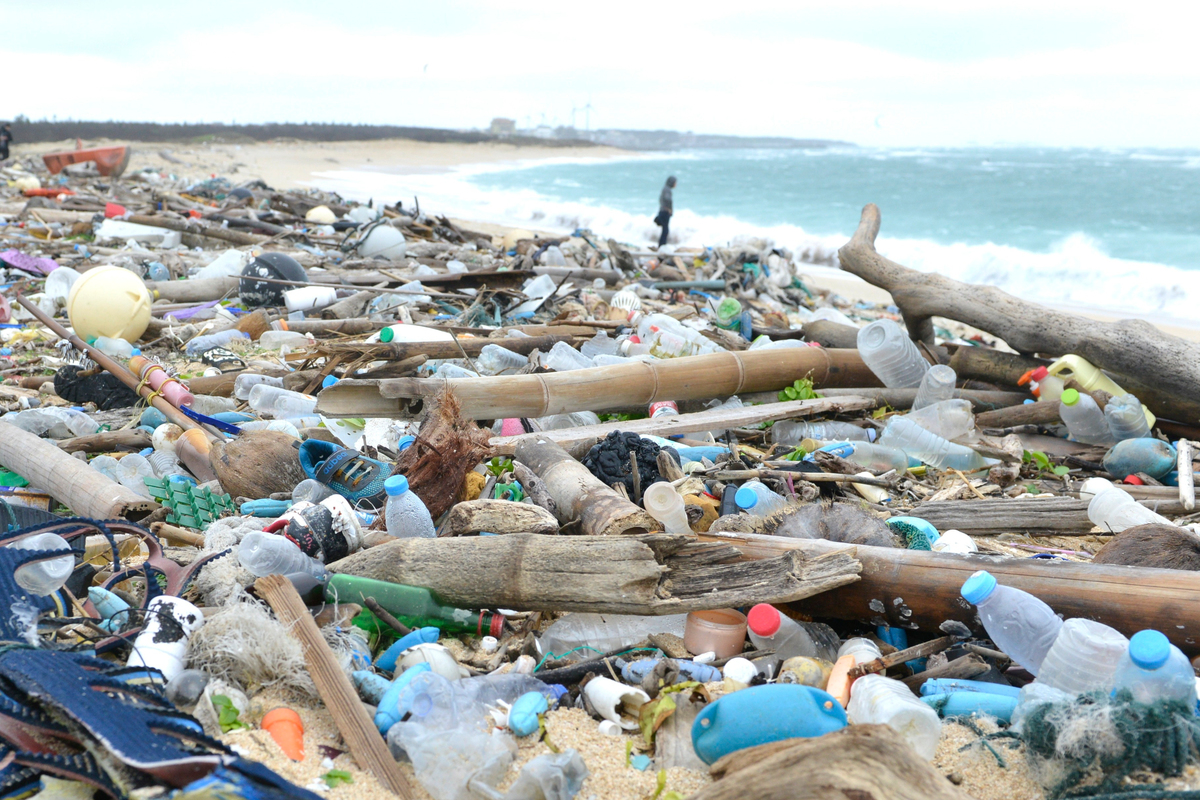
left=1105, top=393, right=1153, bottom=441
left=856, top=319, right=930, bottom=389
left=383, top=475, right=436, bottom=539
left=533, top=411, right=602, bottom=430
left=538, top=613, right=688, bottom=661
left=633, top=312, right=720, bottom=357
left=746, top=603, right=840, bottom=663
left=378, top=324, right=454, bottom=344
left=92, top=336, right=140, bottom=359
left=147, top=450, right=181, bottom=478
left=735, top=480, right=788, bottom=516
left=903, top=399, right=977, bottom=442
left=542, top=341, right=594, bottom=371
left=234, top=373, right=284, bottom=400
left=960, top=570, right=1063, bottom=675
left=1087, top=485, right=1172, bottom=532
left=293, top=478, right=335, bottom=504
left=474, top=344, right=528, bottom=375
left=847, top=674, right=941, bottom=760
left=185, top=329, right=248, bottom=357
left=1111, top=629, right=1197, bottom=704
left=771, top=420, right=874, bottom=445
left=1024, top=366, right=1066, bottom=404
left=1059, top=388, right=1116, bottom=445
left=247, top=384, right=317, bottom=419
left=433, top=363, right=480, bottom=379
left=237, top=419, right=301, bottom=438
left=838, top=637, right=883, bottom=665
left=9, top=533, right=74, bottom=596
left=880, top=416, right=993, bottom=471
left=258, top=331, right=310, bottom=350
left=580, top=331, right=620, bottom=360
left=912, top=365, right=956, bottom=410
left=237, top=531, right=329, bottom=580
left=1035, top=618, right=1129, bottom=696
left=44, top=266, right=82, bottom=302
left=842, top=442, right=910, bottom=474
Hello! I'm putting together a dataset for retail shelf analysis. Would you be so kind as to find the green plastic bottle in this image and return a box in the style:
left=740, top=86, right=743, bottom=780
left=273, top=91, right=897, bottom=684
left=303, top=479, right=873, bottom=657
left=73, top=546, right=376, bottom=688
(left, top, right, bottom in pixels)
left=325, top=574, right=504, bottom=637
left=714, top=297, right=742, bottom=329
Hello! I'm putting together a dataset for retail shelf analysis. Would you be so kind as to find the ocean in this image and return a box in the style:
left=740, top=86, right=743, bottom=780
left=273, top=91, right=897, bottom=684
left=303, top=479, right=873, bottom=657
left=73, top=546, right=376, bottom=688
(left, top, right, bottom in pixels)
left=312, top=146, right=1200, bottom=323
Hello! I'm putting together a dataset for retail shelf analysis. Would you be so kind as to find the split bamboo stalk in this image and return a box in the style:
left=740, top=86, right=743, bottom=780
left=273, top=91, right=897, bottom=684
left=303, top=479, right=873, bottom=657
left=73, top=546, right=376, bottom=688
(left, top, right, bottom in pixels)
left=0, top=421, right=155, bottom=519
left=1180, top=439, right=1195, bottom=511
left=318, top=348, right=882, bottom=420
left=255, top=575, right=413, bottom=798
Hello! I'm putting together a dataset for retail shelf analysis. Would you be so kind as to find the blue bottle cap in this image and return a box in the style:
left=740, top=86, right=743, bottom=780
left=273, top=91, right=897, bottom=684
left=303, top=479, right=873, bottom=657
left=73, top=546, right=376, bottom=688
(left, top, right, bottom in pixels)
left=131, top=348, right=141, bottom=357
left=1128, top=629, right=1170, bottom=670
left=322, top=375, right=339, bottom=389
left=384, top=474, right=409, bottom=496
left=961, top=570, right=997, bottom=605
left=396, top=435, right=416, bottom=452
left=734, top=486, right=758, bottom=510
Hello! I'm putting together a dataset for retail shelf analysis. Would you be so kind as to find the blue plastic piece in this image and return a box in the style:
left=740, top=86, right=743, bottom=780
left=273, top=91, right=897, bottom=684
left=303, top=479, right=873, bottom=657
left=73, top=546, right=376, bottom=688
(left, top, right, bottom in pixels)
left=734, top=486, right=758, bottom=510
left=140, top=408, right=168, bottom=429
left=961, top=570, right=997, bottom=605
left=672, top=446, right=729, bottom=464
left=630, top=754, right=653, bottom=771
left=212, top=411, right=256, bottom=424
left=374, top=663, right=432, bottom=732
left=353, top=670, right=392, bottom=704
left=1103, top=438, right=1177, bottom=480
left=397, top=435, right=416, bottom=452
left=619, top=658, right=722, bottom=685
left=87, top=586, right=130, bottom=621
left=239, top=498, right=293, bottom=517
left=374, top=627, right=441, bottom=672
left=691, top=684, right=847, bottom=765
left=885, top=516, right=940, bottom=545
left=508, top=691, right=549, bottom=737
left=139, top=447, right=154, bottom=458
left=876, top=626, right=908, bottom=650
left=922, top=691, right=1018, bottom=723
left=920, top=678, right=1020, bottom=698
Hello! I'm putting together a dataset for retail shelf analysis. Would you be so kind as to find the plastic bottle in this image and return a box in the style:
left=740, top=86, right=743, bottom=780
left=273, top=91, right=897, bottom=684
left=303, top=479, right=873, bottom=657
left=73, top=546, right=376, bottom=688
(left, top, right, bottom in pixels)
left=847, top=675, right=941, bottom=760
left=383, top=475, right=436, bottom=539
left=903, top=399, right=978, bottom=442
left=44, top=266, right=82, bottom=302
left=92, top=336, right=140, bottom=359
left=1104, top=394, right=1153, bottom=441
left=237, top=531, right=329, bottom=581
left=856, top=319, right=929, bottom=389
left=238, top=419, right=301, bottom=438
left=838, top=637, right=883, bottom=665
left=1021, top=365, right=1066, bottom=404
left=194, top=249, right=250, bottom=281
left=9, top=533, right=74, bottom=596
left=579, top=331, right=620, bottom=360
left=378, top=324, right=454, bottom=344
left=332, top=575, right=505, bottom=636
left=542, top=341, right=594, bottom=371
left=642, top=482, right=691, bottom=534
left=960, top=570, right=1063, bottom=675
left=734, top=480, right=788, bottom=516
left=538, top=612, right=688, bottom=661
left=633, top=312, right=720, bottom=357
left=1111, top=629, right=1197, bottom=704
left=174, top=428, right=219, bottom=483
left=234, top=373, right=284, bottom=400
left=293, top=478, right=335, bottom=504
left=1035, top=618, right=1129, bottom=696
left=258, top=330, right=310, bottom=350
left=771, top=420, right=874, bottom=445
left=185, top=329, right=248, bottom=357
left=126, top=596, right=205, bottom=683
left=912, top=365, right=956, bottom=410
left=746, top=603, right=840, bottom=663
left=812, top=441, right=911, bottom=474
left=474, top=344, right=528, bottom=375
left=247, top=384, right=317, bottom=419
left=1059, top=388, right=1116, bottom=445
left=433, top=363, right=479, bottom=379
left=880, top=417, right=993, bottom=471
left=1087, top=485, right=1173, bottom=532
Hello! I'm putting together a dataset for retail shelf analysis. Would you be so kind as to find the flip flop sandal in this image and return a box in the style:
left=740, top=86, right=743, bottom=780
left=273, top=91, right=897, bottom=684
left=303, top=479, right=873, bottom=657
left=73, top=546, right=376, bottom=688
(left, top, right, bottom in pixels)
left=296, top=440, right=391, bottom=510
left=199, top=347, right=245, bottom=373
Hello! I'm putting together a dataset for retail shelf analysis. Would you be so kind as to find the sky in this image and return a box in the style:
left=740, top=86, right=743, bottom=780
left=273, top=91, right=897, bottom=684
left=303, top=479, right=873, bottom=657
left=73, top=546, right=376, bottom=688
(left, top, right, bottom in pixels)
left=6, top=1, right=1200, bottom=148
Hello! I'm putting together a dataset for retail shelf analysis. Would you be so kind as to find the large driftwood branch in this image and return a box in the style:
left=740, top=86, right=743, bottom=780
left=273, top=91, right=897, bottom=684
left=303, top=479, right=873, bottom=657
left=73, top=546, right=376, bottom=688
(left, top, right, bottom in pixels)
left=695, top=725, right=971, bottom=800
left=438, top=499, right=559, bottom=536
left=838, top=204, right=1200, bottom=423
left=328, top=533, right=861, bottom=615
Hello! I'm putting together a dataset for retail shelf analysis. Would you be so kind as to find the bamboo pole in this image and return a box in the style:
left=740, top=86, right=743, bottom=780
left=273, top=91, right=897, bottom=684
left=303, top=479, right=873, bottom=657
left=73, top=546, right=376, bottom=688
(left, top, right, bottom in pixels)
left=15, top=294, right=220, bottom=443
left=318, top=348, right=883, bottom=420
left=1179, top=439, right=1195, bottom=512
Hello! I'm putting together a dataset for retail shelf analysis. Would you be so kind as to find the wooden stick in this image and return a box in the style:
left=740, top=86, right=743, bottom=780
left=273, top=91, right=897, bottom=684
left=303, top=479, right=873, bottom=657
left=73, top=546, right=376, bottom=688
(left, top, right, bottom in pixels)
left=849, top=636, right=956, bottom=678
left=149, top=522, right=205, bottom=548
left=57, top=429, right=152, bottom=453
left=254, top=575, right=413, bottom=798
left=125, top=213, right=266, bottom=246
left=1180, top=439, right=1195, bottom=512
left=363, top=597, right=412, bottom=637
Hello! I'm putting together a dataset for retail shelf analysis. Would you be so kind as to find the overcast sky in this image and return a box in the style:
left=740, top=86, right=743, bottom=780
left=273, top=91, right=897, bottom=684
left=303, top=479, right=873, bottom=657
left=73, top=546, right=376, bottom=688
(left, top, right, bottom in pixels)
left=7, top=1, right=1199, bottom=148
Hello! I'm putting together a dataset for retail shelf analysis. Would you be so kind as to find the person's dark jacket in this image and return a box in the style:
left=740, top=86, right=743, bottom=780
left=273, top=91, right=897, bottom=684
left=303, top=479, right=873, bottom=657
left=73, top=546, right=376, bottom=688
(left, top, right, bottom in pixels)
left=658, top=184, right=673, bottom=215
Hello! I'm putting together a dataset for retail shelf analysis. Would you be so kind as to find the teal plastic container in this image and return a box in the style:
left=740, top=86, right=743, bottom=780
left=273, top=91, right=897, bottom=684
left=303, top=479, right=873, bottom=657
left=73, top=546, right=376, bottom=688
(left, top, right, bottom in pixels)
left=1103, top=438, right=1176, bottom=480
left=691, top=684, right=846, bottom=764
left=922, top=691, right=1018, bottom=723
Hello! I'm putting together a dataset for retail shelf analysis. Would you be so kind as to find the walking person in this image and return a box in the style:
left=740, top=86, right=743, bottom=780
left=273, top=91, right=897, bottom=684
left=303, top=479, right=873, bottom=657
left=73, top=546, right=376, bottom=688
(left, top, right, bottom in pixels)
left=0, top=124, right=12, bottom=162
left=654, top=175, right=676, bottom=247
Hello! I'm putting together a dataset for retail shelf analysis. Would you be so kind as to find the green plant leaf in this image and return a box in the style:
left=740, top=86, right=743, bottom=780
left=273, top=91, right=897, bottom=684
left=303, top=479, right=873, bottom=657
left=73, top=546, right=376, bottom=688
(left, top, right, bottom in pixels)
left=1052, top=465, right=1070, bottom=476
left=639, top=694, right=677, bottom=745
left=322, top=769, right=354, bottom=788
left=1028, top=451, right=1051, bottom=470
left=211, top=694, right=248, bottom=733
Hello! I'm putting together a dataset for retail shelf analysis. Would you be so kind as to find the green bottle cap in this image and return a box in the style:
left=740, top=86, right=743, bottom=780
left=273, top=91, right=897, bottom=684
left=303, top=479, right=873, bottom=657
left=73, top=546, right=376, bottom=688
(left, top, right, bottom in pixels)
left=1061, top=388, right=1080, bottom=405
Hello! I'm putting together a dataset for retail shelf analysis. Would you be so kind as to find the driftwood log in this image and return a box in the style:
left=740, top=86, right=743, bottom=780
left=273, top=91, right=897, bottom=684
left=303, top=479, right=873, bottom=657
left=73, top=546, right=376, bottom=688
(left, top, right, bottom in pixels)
left=700, top=530, right=1200, bottom=655
left=912, top=495, right=1187, bottom=535
left=57, top=429, right=152, bottom=453
left=330, top=533, right=861, bottom=615
left=839, top=203, right=1200, bottom=424
left=948, top=346, right=1045, bottom=387
left=514, top=437, right=655, bottom=536
left=696, top=725, right=971, bottom=800
left=437, top=499, right=558, bottom=536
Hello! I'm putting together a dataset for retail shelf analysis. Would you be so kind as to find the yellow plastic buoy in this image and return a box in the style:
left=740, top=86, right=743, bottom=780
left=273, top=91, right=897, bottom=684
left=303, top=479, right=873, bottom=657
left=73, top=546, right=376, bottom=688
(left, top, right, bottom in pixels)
left=66, top=266, right=152, bottom=342
left=304, top=205, right=337, bottom=224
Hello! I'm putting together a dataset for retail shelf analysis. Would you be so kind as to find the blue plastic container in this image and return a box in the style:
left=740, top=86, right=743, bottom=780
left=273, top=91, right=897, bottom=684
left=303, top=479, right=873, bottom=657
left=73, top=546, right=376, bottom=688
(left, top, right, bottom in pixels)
left=1102, top=438, right=1177, bottom=480
left=691, top=684, right=847, bottom=765
left=508, top=691, right=549, bottom=737
left=922, top=691, right=1018, bottom=723
left=375, top=627, right=441, bottom=672
left=919, top=678, right=1019, bottom=698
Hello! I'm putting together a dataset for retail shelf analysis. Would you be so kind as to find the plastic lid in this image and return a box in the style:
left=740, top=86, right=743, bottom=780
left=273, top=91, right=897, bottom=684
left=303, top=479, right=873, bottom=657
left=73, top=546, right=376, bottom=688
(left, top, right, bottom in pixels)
left=379, top=326, right=396, bottom=343
left=961, top=570, right=998, bottom=604
left=734, top=486, right=758, bottom=510
left=322, top=375, right=338, bottom=389
left=1061, top=388, right=1081, bottom=406
left=746, top=604, right=782, bottom=637
left=396, top=435, right=416, bottom=452
left=865, top=427, right=877, bottom=443
left=1128, top=629, right=1171, bottom=670
left=383, top=474, right=409, bottom=496
left=131, top=348, right=141, bottom=357
left=1031, top=366, right=1049, bottom=381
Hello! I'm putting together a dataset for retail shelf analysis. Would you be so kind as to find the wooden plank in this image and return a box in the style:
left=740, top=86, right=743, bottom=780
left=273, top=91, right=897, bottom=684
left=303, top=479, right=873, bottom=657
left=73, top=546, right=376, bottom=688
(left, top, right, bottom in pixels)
left=490, top=396, right=875, bottom=455
left=913, top=496, right=1191, bottom=536
left=255, top=575, right=413, bottom=798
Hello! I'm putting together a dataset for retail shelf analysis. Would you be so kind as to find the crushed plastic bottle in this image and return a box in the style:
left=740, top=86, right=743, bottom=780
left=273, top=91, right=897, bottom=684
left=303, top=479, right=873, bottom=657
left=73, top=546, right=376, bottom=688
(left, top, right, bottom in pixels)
left=771, top=420, right=874, bottom=445
left=237, top=531, right=329, bottom=581
left=384, top=475, right=436, bottom=539
left=542, top=341, right=594, bottom=371
left=1105, top=393, right=1153, bottom=441
left=880, top=416, right=994, bottom=472
left=902, top=399, right=978, bottom=442
left=961, top=570, right=1063, bottom=676
left=1035, top=618, right=1128, bottom=696
left=1087, top=484, right=1173, bottom=532
left=538, top=613, right=687, bottom=662
left=856, top=319, right=929, bottom=389
left=912, top=364, right=956, bottom=410
left=847, top=674, right=941, bottom=760
left=475, top=344, right=528, bottom=375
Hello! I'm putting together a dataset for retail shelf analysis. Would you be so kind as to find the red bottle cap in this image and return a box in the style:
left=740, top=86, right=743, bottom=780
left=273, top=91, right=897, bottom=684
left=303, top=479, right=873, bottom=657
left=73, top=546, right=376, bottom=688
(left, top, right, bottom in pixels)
left=1030, top=366, right=1050, bottom=381
left=747, top=604, right=781, bottom=637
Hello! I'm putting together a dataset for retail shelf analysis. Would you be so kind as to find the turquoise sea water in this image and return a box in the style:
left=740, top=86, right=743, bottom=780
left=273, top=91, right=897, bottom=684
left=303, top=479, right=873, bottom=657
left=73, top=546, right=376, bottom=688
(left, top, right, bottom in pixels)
left=316, top=146, right=1200, bottom=320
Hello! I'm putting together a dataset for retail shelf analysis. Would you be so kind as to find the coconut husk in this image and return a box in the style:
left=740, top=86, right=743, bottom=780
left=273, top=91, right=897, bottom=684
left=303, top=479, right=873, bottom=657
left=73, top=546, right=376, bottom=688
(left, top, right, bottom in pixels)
left=209, top=430, right=307, bottom=499
left=393, top=388, right=492, bottom=519
left=235, top=309, right=272, bottom=341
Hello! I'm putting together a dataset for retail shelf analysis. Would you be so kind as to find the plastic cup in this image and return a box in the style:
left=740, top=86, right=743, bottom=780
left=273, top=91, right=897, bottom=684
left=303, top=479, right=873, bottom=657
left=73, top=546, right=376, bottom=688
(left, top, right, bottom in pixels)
left=684, top=609, right=747, bottom=659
